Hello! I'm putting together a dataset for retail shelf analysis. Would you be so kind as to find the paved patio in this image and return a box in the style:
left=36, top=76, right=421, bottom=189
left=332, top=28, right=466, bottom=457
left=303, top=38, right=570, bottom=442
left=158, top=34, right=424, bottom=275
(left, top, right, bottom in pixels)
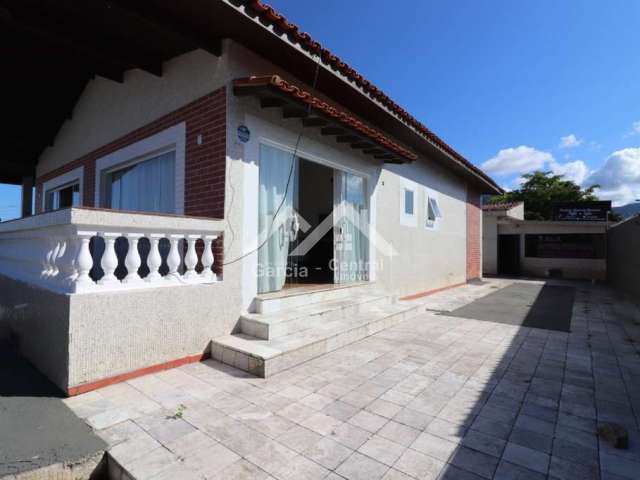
left=65, top=278, right=640, bottom=480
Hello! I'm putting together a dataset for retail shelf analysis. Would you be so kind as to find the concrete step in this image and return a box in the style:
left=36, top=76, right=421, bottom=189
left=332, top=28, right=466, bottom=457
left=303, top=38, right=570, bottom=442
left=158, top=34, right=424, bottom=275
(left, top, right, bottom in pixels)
left=254, top=281, right=375, bottom=314
left=241, top=293, right=391, bottom=339
left=211, top=302, right=420, bottom=378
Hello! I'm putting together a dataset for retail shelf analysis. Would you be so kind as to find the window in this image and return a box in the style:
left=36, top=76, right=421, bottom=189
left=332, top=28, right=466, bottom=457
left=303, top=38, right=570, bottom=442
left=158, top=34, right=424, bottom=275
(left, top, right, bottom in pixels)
left=404, top=189, right=414, bottom=215
left=104, top=150, right=176, bottom=214
left=525, top=234, right=606, bottom=259
left=400, top=186, right=417, bottom=227
left=425, top=194, right=442, bottom=228
left=45, top=182, right=80, bottom=212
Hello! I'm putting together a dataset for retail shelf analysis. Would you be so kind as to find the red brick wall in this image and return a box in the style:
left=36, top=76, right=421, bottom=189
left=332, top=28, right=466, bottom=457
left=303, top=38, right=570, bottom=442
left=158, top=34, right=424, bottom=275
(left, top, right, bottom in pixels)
left=35, top=87, right=226, bottom=272
left=466, top=186, right=482, bottom=280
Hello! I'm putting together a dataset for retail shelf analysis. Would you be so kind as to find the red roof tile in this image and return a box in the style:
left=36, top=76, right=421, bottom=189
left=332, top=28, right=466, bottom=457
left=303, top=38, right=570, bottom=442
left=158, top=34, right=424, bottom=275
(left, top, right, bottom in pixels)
left=239, top=0, right=501, bottom=192
left=234, top=75, right=419, bottom=162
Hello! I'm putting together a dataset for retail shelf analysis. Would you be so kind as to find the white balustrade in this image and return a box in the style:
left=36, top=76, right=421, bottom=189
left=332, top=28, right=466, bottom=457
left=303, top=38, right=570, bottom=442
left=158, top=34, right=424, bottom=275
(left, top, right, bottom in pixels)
left=0, top=207, right=223, bottom=294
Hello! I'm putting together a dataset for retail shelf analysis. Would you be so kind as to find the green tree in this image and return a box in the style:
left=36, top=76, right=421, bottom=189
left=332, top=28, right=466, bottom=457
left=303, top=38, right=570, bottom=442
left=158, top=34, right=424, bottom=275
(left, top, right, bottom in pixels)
left=489, top=171, right=617, bottom=221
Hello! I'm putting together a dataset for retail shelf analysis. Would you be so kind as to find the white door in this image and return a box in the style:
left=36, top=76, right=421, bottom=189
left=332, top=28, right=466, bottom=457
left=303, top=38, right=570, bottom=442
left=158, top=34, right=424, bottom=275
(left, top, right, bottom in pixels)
left=333, top=170, right=369, bottom=283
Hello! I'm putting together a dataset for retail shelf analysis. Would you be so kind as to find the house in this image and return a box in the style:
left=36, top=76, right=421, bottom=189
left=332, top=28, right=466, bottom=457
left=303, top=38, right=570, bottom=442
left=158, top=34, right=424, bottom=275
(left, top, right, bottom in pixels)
left=0, top=0, right=501, bottom=395
left=482, top=201, right=608, bottom=280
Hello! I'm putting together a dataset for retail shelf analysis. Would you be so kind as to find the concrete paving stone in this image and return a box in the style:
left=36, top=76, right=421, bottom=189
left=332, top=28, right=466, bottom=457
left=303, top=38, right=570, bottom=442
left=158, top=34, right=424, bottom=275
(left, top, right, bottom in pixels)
left=125, top=446, right=179, bottom=479
left=349, top=410, right=389, bottom=433
left=509, top=427, right=553, bottom=454
left=548, top=455, right=600, bottom=480
left=323, top=400, right=361, bottom=422
left=494, top=460, right=546, bottom=480
left=329, top=422, right=372, bottom=450
left=303, top=436, right=353, bottom=470
left=163, top=429, right=218, bottom=457
left=381, top=468, right=415, bottom=480
left=437, top=464, right=486, bottom=480
left=277, top=454, right=331, bottom=480
left=108, top=431, right=162, bottom=466
left=178, top=441, right=241, bottom=477
left=245, top=439, right=299, bottom=477
left=449, top=445, right=500, bottom=479
left=278, top=385, right=312, bottom=400
left=135, top=414, right=196, bottom=446
left=299, top=393, right=335, bottom=411
left=277, top=424, right=323, bottom=453
left=341, top=390, right=377, bottom=409
left=552, top=437, right=598, bottom=466
left=410, top=432, right=458, bottom=463
left=359, top=435, right=407, bottom=466
left=336, top=451, right=389, bottom=480
left=317, top=382, right=354, bottom=399
left=278, top=401, right=315, bottom=423
left=380, top=389, right=415, bottom=407
left=556, top=411, right=596, bottom=433
left=502, top=442, right=550, bottom=475
left=514, top=413, right=555, bottom=437
left=425, top=418, right=467, bottom=444
left=245, top=413, right=296, bottom=439
left=520, top=402, right=558, bottom=423
left=393, top=448, right=445, bottom=480
left=367, top=399, right=404, bottom=419
left=554, top=424, right=597, bottom=450
left=378, top=420, right=421, bottom=447
left=97, top=419, right=146, bottom=447
left=300, top=411, right=344, bottom=436
left=461, top=429, right=506, bottom=458
left=86, top=406, right=135, bottom=430
left=208, top=459, right=271, bottom=480
left=478, top=404, right=517, bottom=425
left=470, top=416, right=513, bottom=440
left=600, top=451, right=640, bottom=479
left=393, top=407, right=434, bottom=431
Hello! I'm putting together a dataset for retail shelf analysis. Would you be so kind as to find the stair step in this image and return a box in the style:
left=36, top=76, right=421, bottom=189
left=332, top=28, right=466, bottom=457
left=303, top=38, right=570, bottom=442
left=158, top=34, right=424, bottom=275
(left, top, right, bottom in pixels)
left=255, top=281, right=375, bottom=314
left=211, top=302, right=420, bottom=377
left=241, top=294, right=391, bottom=339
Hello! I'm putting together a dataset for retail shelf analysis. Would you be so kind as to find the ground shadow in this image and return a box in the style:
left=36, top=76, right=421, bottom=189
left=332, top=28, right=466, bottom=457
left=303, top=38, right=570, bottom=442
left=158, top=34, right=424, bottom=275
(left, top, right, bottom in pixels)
left=442, top=283, right=575, bottom=332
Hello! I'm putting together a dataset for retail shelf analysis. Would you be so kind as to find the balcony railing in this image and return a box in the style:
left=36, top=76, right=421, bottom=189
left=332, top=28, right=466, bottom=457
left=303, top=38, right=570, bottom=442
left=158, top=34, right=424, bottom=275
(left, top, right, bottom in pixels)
left=0, top=207, right=223, bottom=294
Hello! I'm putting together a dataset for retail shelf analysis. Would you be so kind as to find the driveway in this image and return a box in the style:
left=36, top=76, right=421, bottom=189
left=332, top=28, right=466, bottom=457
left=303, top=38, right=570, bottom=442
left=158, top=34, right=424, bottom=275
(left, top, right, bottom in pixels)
left=65, top=278, right=640, bottom=479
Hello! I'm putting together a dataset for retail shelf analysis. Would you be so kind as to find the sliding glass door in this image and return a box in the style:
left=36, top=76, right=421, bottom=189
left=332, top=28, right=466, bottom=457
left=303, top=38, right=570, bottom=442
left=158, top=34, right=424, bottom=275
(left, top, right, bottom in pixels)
left=334, top=171, right=369, bottom=283
left=257, top=144, right=298, bottom=294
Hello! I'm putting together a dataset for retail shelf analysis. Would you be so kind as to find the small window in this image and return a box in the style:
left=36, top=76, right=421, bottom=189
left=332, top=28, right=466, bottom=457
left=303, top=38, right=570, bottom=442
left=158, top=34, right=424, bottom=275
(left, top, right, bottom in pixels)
left=45, top=182, right=80, bottom=212
left=425, top=196, right=442, bottom=228
left=404, top=189, right=414, bottom=215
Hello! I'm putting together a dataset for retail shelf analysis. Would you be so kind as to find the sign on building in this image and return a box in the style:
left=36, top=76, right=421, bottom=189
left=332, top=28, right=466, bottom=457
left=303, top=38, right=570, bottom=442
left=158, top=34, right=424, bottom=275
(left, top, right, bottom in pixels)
left=551, top=201, right=611, bottom=222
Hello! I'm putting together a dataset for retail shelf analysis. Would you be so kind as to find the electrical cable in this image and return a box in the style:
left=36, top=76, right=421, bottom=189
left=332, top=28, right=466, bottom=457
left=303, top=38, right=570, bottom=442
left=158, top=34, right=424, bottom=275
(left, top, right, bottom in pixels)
left=222, top=57, right=322, bottom=266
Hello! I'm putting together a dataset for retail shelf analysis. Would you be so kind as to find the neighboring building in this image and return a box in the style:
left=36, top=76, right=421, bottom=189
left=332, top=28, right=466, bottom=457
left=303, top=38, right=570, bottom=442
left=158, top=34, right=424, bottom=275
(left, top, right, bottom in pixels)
left=482, top=202, right=608, bottom=280
left=0, top=1, right=500, bottom=394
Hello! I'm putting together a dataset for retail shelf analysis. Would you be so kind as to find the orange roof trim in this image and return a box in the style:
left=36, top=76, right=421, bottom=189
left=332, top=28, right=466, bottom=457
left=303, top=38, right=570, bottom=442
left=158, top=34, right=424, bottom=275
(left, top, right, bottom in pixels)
left=241, top=0, right=500, bottom=191
left=234, top=75, right=419, bottom=162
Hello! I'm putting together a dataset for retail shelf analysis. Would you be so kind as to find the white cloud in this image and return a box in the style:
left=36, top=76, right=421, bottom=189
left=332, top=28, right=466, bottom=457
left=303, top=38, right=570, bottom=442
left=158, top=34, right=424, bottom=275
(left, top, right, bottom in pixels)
left=559, top=134, right=582, bottom=148
left=481, top=146, right=552, bottom=176
left=549, top=159, right=589, bottom=185
left=587, top=147, right=640, bottom=206
left=624, top=121, right=640, bottom=138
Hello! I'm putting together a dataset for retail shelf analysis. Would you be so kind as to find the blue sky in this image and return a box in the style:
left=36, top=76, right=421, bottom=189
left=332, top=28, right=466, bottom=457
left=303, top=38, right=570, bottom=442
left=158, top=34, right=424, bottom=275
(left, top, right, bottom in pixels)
left=1, top=1, right=639, bottom=220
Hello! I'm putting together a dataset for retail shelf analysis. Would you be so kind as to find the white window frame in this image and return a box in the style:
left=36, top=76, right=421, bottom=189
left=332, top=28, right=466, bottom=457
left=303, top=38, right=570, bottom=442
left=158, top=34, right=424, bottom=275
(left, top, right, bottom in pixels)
left=400, top=182, right=417, bottom=227
left=424, top=188, right=443, bottom=230
left=94, top=122, right=186, bottom=214
left=41, top=166, right=84, bottom=212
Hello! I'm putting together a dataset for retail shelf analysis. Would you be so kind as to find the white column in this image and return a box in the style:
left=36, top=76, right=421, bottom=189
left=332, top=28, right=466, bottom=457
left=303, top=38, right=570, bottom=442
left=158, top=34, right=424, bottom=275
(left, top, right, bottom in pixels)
left=99, top=232, right=121, bottom=286
left=166, top=234, right=184, bottom=280
left=184, top=235, right=200, bottom=280
left=123, top=233, right=143, bottom=284
left=74, top=231, right=97, bottom=293
left=146, top=234, right=164, bottom=282
left=201, top=235, right=217, bottom=282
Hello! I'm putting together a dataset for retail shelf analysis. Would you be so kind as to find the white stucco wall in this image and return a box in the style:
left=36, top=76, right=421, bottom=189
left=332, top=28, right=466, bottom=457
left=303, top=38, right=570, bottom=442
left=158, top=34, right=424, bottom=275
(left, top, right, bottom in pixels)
left=498, top=221, right=607, bottom=280
left=483, top=214, right=499, bottom=275
left=376, top=162, right=469, bottom=297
